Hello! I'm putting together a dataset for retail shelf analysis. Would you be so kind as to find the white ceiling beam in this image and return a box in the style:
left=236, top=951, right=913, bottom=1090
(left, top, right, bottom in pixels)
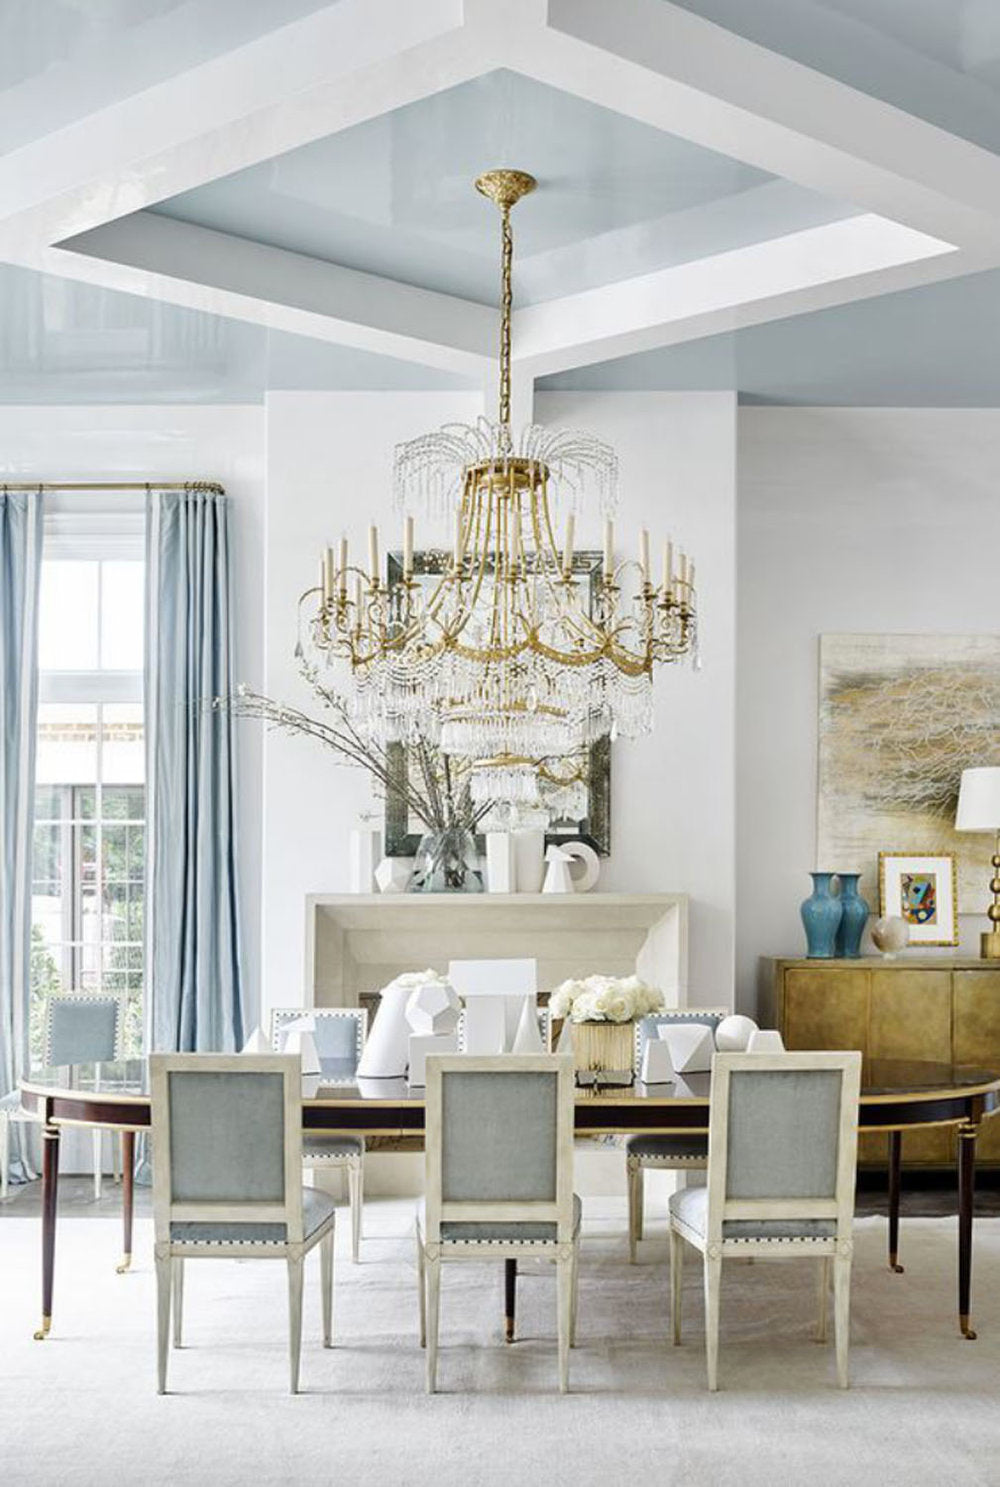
left=56, top=215, right=493, bottom=378
left=0, top=0, right=482, bottom=256
left=497, top=0, right=1000, bottom=255
left=513, top=215, right=959, bottom=377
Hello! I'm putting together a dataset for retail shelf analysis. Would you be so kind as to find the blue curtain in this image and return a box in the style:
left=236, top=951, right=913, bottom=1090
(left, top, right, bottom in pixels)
left=0, top=492, right=43, bottom=1179
left=146, top=490, right=244, bottom=1053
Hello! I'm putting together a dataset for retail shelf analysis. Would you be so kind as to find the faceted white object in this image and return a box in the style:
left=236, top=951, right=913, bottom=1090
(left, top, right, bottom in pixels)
left=512, top=997, right=545, bottom=1054
left=747, top=1029, right=785, bottom=1054
left=375, top=857, right=411, bottom=893
left=350, top=826, right=382, bottom=893
left=715, top=1014, right=759, bottom=1052
left=356, top=977, right=414, bottom=1079
left=241, top=1025, right=270, bottom=1054
left=462, top=995, right=508, bottom=1054
left=640, top=1038, right=675, bottom=1084
left=282, top=1024, right=321, bottom=1075
left=659, top=1022, right=714, bottom=1074
left=408, top=1032, right=458, bottom=1086
left=406, top=980, right=461, bottom=1036
left=542, top=845, right=574, bottom=894
left=513, top=828, right=545, bottom=892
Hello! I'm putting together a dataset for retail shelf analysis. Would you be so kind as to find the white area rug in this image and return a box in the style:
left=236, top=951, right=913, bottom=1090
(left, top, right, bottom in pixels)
left=3, top=1202, right=1000, bottom=1487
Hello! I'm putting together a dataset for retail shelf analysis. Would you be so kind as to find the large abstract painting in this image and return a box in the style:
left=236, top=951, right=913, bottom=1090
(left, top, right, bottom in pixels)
left=817, top=634, right=1000, bottom=913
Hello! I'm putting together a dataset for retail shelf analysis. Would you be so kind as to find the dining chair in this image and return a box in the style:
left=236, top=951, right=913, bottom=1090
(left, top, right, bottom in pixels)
left=416, top=1053, right=580, bottom=1393
left=626, top=1009, right=727, bottom=1261
left=271, top=1006, right=367, bottom=1262
left=668, top=1050, right=862, bottom=1391
left=150, top=1053, right=336, bottom=1394
left=1, top=991, right=124, bottom=1201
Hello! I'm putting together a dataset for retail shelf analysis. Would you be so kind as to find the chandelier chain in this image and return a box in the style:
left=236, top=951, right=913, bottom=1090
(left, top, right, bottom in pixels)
left=499, top=204, right=513, bottom=437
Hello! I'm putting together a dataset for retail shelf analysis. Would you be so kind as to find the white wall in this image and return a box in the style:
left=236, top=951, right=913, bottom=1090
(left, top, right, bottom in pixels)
left=737, top=408, right=1000, bottom=1011
left=261, top=390, right=737, bottom=1013
left=0, top=406, right=267, bottom=1024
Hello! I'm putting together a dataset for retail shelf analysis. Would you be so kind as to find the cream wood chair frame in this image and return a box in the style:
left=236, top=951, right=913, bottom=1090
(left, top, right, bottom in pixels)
left=150, top=1053, right=335, bottom=1395
left=1, top=991, right=125, bottom=1202
left=626, top=1009, right=728, bottom=1262
left=416, top=1053, right=579, bottom=1394
left=669, top=1050, right=862, bottom=1391
left=270, top=1006, right=368, bottom=1262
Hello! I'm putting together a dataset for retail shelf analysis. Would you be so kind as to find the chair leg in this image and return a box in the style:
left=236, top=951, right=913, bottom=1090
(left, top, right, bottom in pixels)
left=669, top=1227, right=683, bottom=1345
left=557, top=1255, right=573, bottom=1394
left=816, top=1255, right=831, bottom=1343
left=155, top=1250, right=172, bottom=1394
left=425, top=1255, right=441, bottom=1393
left=321, top=1226, right=335, bottom=1347
left=287, top=1255, right=305, bottom=1394
left=703, top=1253, right=722, bottom=1392
left=627, top=1158, right=644, bottom=1262
left=91, top=1128, right=103, bottom=1202
left=569, top=1239, right=580, bottom=1347
left=0, top=1109, right=9, bottom=1201
left=172, top=1258, right=184, bottom=1347
left=416, top=1225, right=427, bottom=1348
left=348, top=1158, right=362, bottom=1263
left=833, top=1255, right=852, bottom=1389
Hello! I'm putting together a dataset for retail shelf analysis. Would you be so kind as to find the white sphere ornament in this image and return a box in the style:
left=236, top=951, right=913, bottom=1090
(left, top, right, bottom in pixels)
left=872, top=916, right=909, bottom=955
left=406, top=979, right=462, bottom=1036
left=714, top=1014, right=759, bottom=1052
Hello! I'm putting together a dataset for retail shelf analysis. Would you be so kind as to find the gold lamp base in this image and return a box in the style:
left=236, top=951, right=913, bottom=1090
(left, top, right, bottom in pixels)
left=981, top=931, right=1000, bottom=960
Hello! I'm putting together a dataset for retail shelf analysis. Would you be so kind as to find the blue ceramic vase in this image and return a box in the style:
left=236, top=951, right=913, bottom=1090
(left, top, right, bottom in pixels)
left=800, top=872, right=843, bottom=958
left=834, top=873, right=869, bottom=958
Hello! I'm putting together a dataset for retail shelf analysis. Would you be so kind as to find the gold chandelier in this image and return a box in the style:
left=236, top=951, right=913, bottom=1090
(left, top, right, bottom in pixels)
left=302, top=169, right=698, bottom=810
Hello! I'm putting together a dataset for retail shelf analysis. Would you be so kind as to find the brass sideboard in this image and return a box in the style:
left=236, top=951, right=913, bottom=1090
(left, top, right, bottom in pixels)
left=759, top=957, right=1000, bottom=1167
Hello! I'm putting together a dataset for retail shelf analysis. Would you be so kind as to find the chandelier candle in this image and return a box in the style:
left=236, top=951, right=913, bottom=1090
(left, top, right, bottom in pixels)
left=298, top=168, right=699, bottom=811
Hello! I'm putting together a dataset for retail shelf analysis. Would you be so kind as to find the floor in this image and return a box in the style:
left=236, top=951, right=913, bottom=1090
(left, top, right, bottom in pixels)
left=3, top=1182, right=1000, bottom=1487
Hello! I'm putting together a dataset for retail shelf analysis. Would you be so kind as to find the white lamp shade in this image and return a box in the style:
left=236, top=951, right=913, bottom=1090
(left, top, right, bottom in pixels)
left=955, top=767, right=1000, bottom=831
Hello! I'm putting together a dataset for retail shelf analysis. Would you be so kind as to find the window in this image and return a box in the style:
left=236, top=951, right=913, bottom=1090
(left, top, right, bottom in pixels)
left=30, top=508, right=146, bottom=1061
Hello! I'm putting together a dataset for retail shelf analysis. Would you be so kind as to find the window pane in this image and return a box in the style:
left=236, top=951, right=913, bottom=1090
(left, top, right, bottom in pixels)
left=32, top=822, right=62, bottom=884
left=100, top=562, right=145, bottom=669
left=103, top=786, right=144, bottom=821
left=36, top=704, right=98, bottom=785
left=34, top=785, right=64, bottom=819
left=38, top=561, right=99, bottom=670
left=102, top=705, right=144, bottom=784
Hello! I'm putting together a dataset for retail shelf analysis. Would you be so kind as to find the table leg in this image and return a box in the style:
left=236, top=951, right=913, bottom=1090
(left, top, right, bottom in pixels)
left=887, top=1130, right=904, bottom=1273
left=504, top=1259, right=517, bottom=1344
left=116, top=1131, right=135, bottom=1274
left=958, top=1123, right=979, bottom=1340
left=34, top=1120, right=60, bottom=1340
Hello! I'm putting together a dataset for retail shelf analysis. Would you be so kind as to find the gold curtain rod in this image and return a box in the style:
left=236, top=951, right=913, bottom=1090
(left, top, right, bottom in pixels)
left=0, top=480, right=224, bottom=493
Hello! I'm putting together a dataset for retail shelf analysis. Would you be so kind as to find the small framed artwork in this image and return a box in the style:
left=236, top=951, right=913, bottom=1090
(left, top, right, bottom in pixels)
left=878, top=852, right=958, bottom=946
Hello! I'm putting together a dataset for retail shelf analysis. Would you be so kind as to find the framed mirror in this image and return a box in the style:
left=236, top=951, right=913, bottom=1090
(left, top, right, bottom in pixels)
left=383, top=548, right=611, bottom=857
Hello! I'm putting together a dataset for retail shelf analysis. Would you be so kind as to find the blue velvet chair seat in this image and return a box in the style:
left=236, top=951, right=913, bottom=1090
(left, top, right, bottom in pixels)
left=419, top=1192, right=582, bottom=1244
left=171, top=1186, right=336, bottom=1245
left=626, top=1133, right=708, bottom=1162
left=302, top=1134, right=363, bottom=1159
left=669, top=1185, right=836, bottom=1242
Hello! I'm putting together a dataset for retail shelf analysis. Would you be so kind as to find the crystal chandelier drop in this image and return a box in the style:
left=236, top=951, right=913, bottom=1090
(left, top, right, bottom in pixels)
left=302, top=169, right=698, bottom=809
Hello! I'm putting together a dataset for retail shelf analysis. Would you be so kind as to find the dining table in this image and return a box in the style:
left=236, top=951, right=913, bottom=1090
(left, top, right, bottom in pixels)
left=19, top=1056, right=1000, bottom=1344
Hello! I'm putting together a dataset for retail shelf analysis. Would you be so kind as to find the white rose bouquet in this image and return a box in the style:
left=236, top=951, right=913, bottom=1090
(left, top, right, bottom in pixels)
left=549, top=973, right=663, bottom=1025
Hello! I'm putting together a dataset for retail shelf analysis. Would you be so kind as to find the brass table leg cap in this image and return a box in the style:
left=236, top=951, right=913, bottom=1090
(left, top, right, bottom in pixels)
left=115, top=1253, right=132, bottom=1275
left=33, top=1316, right=52, bottom=1341
left=889, top=1255, right=905, bottom=1274
left=504, top=1318, right=515, bottom=1344
left=961, top=1315, right=978, bottom=1340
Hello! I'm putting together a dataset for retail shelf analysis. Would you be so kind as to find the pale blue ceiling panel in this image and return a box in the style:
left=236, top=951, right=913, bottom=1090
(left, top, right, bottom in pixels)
left=0, top=262, right=470, bottom=402
left=669, top=1, right=1000, bottom=155
left=150, top=69, right=809, bottom=305
left=0, top=1, right=336, bottom=152
left=540, top=266, right=1000, bottom=406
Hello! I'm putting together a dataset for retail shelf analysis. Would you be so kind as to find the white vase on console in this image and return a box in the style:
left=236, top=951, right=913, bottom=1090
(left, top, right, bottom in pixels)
left=513, top=828, right=545, bottom=893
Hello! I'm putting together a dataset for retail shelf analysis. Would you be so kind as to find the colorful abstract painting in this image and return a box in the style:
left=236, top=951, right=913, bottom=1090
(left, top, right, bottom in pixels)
left=817, top=634, right=1000, bottom=913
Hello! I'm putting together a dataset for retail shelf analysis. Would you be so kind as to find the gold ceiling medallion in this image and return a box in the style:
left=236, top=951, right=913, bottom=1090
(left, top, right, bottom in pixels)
left=300, top=168, right=698, bottom=813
